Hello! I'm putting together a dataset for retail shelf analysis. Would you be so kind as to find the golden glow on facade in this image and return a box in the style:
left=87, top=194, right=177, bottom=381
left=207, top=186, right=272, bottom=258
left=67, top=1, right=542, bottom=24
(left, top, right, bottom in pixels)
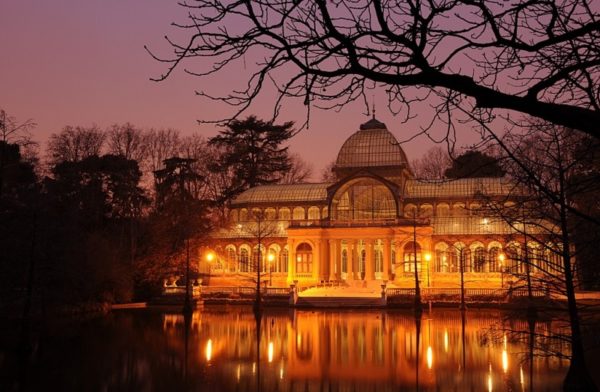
left=205, top=339, right=212, bottom=362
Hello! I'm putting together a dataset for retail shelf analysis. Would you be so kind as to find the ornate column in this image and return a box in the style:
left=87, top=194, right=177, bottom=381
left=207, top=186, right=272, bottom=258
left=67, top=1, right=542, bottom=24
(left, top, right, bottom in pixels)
left=365, top=239, right=374, bottom=280
left=383, top=238, right=392, bottom=281
left=329, top=239, right=337, bottom=281
left=288, top=238, right=296, bottom=283
left=313, top=239, right=321, bottom=281
left=348, top=240, right=356, bottom=280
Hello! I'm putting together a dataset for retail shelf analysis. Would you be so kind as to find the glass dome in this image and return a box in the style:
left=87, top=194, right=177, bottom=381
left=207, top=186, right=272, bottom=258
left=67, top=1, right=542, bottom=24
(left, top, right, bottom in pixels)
left=335, top=118, right=409, bottom=169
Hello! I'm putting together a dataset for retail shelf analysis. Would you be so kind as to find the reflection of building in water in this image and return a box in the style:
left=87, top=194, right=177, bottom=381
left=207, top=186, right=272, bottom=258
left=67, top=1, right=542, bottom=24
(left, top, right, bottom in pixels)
left=205, top=117, right=563, bottom=289
left=195, top=309, right=569, bottom=390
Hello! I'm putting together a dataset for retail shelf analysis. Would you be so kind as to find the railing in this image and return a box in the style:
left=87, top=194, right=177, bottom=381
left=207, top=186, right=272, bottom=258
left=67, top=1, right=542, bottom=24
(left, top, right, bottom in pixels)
left=162, top=285, right=201, bottom=297
left=200, top=286, right=291, bottom=296
left=386, top=287, right=549, bottom=302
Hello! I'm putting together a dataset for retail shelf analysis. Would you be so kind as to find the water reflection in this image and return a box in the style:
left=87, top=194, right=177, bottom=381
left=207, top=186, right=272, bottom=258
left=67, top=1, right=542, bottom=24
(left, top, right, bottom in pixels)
left=1, top=307, right=578, bottom=391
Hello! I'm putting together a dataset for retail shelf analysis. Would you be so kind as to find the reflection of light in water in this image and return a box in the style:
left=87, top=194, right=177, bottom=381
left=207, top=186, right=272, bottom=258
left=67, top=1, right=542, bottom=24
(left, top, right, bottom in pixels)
left=488, top=364, right=493, bottom=392
left=520, top=366, right=524, bottom=389
left=279, top=364, right=284, bottom=379
left=268, top=341, right=274, bottom=363
left=503, top=333, right=507, bottom=349
left=252, top=362, right=256, bottom=374
left=444, top=330, right=448, bottom=353
left=236, top=364, right=241, bottom=382
left=502, top=350, right=508, bottom=373
left=296, top=333, right=301, bottom=346
left=205, top=339, right=212, bottom=362
left=427, top=346, right=433, bottom=369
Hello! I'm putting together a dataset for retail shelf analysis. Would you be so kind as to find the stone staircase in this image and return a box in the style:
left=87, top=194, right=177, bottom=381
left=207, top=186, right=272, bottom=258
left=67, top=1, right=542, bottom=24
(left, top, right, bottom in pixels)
left=295, top=285, right=386, bottom=308
left=295, top=296, right=385, bottom=308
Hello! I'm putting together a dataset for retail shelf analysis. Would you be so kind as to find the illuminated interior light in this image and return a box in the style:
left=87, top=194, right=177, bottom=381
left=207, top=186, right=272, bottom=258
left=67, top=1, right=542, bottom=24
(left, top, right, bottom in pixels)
left=205, top=339, right=213, bottom=362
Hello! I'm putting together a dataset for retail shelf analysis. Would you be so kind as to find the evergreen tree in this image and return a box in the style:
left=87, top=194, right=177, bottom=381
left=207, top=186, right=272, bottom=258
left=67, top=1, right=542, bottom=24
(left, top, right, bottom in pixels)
left=208, top=116, right=294, bottom=203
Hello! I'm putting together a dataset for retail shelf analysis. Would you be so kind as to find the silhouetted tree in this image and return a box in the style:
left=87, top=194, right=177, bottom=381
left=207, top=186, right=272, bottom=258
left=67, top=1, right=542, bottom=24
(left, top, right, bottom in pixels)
left=47, top=125, right=105, bottom=167
left=280, top=153, right=313, bottom=184
left=149, top=1, right=600, bottom=138
left=445, top=150, right=504, bottom=179
left=0, top=109, right=35, bottom=197
left=479, top=119, right=599, bottom=391
left=411, top=146, right=451, bottom=180
left=208, top=116, right=294, bottom=202
left=106, top=123, right=146, bottom=162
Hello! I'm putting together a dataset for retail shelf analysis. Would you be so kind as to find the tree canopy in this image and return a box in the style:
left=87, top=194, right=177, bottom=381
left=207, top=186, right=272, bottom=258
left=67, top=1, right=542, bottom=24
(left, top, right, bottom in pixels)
left=444, top=150, right=504, bottom=179
left=149, top=1, right=600, bottom=138
left=208, top=116, right=294, bottom=202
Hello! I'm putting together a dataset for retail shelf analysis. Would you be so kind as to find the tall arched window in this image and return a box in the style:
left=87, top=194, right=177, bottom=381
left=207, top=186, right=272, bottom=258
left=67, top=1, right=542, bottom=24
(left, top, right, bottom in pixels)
left=280, top=247, right=289, bottom=273
left=239, top=247, right=249, bottom=272
left=293, top=207, right=305, bottom=220
left=434, top=242, right=449, bottom=272
left=403, top=242, right=421, bottom=272
left=296, top=243, right=313, bottom=274
left=308, top=206, right=320, bottom=220
left=279, top=207, right=291, bottom=220
left=489, top=246, right=501, bottom=272
left=473, top=246, right=486, bottom=272
left=341, top=249, right=348, bottom=274
left=226, top=246, right=236, bottom=272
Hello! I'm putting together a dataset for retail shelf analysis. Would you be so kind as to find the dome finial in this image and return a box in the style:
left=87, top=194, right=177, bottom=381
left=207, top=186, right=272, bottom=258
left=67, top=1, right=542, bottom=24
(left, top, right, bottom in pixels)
left=372, top=95, right=376, bottom=120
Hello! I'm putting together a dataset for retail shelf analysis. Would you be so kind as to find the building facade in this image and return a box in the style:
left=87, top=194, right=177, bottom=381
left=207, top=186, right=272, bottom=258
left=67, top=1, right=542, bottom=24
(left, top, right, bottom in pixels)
left=207, top=118, right=560, bottom=289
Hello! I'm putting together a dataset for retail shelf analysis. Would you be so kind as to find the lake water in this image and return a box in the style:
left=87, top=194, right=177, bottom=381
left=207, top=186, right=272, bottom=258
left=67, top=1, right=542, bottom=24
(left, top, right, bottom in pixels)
left=1, top=306, right=593, bottom=391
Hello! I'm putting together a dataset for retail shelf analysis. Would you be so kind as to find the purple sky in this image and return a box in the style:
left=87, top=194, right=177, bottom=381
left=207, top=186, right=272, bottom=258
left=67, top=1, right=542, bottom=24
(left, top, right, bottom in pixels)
left=1, top=1, right=479, bottom=176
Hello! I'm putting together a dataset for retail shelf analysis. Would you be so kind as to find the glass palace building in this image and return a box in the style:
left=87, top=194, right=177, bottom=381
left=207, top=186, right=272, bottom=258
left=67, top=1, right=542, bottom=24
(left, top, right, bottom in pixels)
left=207, top=118, right=558, bottom=289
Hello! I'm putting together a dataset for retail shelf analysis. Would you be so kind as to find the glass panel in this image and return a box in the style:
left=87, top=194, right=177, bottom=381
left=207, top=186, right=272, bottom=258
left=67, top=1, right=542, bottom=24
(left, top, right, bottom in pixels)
left=332, top=178, right=396, bottom=221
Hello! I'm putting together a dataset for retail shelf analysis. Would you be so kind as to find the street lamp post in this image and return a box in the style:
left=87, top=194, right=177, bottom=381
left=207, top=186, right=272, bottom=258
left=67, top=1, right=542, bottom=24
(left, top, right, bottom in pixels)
left=267, top=253, right=275, bottom=287
left=206, top=251, right=214, bottom=279
left=424, top=252, right=432, bottom=288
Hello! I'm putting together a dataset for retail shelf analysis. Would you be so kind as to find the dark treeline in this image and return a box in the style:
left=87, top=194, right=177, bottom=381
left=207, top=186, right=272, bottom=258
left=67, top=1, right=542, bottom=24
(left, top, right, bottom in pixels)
left=0, top=113, right=309, bottom=313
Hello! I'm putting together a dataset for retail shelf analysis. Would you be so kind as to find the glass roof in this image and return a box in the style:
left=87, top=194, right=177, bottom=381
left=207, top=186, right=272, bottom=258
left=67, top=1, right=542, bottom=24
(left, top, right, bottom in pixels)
left=212, top=221, right=289, bottom=239
left=431, top=217, right=515, bottom=235
left=335, top=121, right=408, bottom=168
left=406, top=178, right=516, bottom=199
left=232, top=183, right=332, bottom=205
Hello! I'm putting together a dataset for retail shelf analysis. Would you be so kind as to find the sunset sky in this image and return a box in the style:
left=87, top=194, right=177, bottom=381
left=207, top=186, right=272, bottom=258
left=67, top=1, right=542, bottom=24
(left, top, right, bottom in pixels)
left=1, top=1, right=481, bottom=176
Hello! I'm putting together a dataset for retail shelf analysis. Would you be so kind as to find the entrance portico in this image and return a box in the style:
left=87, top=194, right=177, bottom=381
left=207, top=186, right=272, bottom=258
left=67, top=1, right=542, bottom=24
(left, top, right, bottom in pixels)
left=286, top=224, right=433, bottom=287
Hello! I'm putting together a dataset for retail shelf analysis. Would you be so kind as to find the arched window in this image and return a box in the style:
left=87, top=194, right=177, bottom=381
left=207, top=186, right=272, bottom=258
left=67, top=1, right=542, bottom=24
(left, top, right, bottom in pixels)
left=488, top=244, right=502, bottom=272
left=341, top=249, right=348, bottom=273
left=331, top=177, right=397, bottom=221
left=453, top=203, right=466, bottom=216
left=434, top=242, right=449, bottom=272
left=404, top=203, right=417, bottom=218
left=296, top=243, right=313, bottom=274
left=506, top=243, right=521, bottom=273
left=268, top=244, right=280, bottom=272
left=293, top=207, right=305, bottom=221
left=420, top=204, right=433, bottom=218
left=239, top=247, right=249, bottom=272
left=253, top=245, right=266, bottom=272
left=265, top=208, right=277, bottom=220
left=226, top=246, right=236, bottom=272
left=452, top=242, right=467, bottom=273
left=473, top=246, right=486, bottom=272
left=403, top=242, right=421, bottom=272
left=436, top=203, right=450, bottom=217
left=308, top=206, right=320, bottom=220
left=279, top=207, right=291, bottom=220
left=239, top=208, right=248, bottom=221
left=280, top=246, right=289, bottom=273
left=229, top=209, right=238, bottom=223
